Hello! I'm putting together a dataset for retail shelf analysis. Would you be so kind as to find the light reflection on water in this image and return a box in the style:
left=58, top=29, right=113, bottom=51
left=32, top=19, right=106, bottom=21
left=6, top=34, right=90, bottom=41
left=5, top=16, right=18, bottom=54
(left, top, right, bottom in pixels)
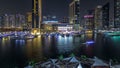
left=106, top=36, right=120, bottom=59
left=57, top=36, right=74, bottom=53
left=95, top=33, right=120, bottom=61
left=0, top=34, right=94, bottom=67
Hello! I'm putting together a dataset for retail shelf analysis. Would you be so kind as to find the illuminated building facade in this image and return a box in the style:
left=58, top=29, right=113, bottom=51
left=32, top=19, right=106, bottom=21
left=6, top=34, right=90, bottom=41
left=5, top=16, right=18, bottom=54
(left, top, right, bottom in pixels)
left=69, top=0, right=80, bottom=30
left=0, top=14, right=26, bottom=28
left=43, top=15, right=57, bottom=22
left=60, top=17, right=69, bottom=23
left=102, top=3, right=109, bottom=29
left=94, top=5, right=102, bottom=30
left=114, top=0, right=120, bottom=28
left=27, top=12, right=32, bottom=30
left=57, top=26, right=73, bottom=33
left=84, top=10, right=94, bottom=30
left=32, top=0, right=42, bottom=29
left=52, top=23, right=73, bottom=33
left=32, top=0, right=42, bottom=34
left=0, top=16, right=4, bottom=28
left=84, top=15, right=94, bottom=30
left=15, top=14, right=26, bottom=28
left=9, top=15, right=16, bottom=28
left=4, top=14, right=9, bottom=28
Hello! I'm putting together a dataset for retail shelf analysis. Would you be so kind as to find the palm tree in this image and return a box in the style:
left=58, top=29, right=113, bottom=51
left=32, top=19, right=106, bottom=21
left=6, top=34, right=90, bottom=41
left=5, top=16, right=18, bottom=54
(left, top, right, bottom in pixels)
left=59, top=55, right=64, bottom=60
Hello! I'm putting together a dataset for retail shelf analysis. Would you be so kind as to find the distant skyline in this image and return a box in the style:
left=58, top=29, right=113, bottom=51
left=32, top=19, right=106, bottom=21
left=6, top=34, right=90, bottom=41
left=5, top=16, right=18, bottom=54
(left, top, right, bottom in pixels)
left=0, top=0, right=113, bottom=20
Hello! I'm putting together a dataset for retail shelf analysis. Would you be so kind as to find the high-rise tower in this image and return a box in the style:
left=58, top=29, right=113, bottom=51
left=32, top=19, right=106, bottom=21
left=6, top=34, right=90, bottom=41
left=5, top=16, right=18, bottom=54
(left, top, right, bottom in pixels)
left=69, top=0, right=80, bottom=30
left=102, top=3, right=109, bottom=29
left=32, top=0, right=42, bottom=34
left=94, top=6, right=102, bottom=30
left=114, top=0, right=120, bottom=28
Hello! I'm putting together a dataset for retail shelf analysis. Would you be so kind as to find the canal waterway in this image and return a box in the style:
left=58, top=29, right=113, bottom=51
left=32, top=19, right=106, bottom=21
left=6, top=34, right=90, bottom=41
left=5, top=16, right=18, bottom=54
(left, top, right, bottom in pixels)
left=0, top=32, right=120, bottom=68
left=0, top=34, right=88, bottom=68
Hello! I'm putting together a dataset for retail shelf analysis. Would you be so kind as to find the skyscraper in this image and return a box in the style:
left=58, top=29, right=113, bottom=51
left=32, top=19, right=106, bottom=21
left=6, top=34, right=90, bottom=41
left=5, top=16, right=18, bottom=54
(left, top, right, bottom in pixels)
left=32, top=0, right=42, bottom=29
left=16, top=14, right=26, bottom=28
left=1, top=14, right=26, bottom=28
left=9, top=14, right=16, bottom=28
left=32, top=0, right=42, bottom=34
left=102, top=3, right=109, bottom=29
left=94, top=6, right=102, bottom=30
left=0, top=16, right=4, bottom=28
left=4, top=14, right=9, bottom=28
left=69, top=0, right=80, bottom=30
left=84, top=10, right=94, bottom=30
left=27, top=12, right=32, bottom=30
left=114, top=0, right=120, bottom=28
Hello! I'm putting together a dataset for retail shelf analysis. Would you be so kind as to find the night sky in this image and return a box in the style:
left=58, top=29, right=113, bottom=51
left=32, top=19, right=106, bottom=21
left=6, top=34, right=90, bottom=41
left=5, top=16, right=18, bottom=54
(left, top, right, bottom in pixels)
left=0, top=0, right=113, bottom=20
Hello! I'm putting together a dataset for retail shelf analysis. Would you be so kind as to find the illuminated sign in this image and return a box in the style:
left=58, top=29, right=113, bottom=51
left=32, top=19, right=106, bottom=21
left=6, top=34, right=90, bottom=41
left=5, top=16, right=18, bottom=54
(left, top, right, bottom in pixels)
left=84, top=15, right=93, bottom=18
left=43, top=21, right=58, bottom=24
left=58, top=26, right=73, bottom=31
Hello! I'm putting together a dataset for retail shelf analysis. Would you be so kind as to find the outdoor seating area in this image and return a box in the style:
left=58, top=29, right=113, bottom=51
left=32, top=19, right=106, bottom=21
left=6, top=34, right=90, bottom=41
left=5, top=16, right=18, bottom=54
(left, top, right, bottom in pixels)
left=37, top=57, right=83, bottom=68
left=25, top=56, right=111, bottom=68
left=91, top=57, right=109, bottom=68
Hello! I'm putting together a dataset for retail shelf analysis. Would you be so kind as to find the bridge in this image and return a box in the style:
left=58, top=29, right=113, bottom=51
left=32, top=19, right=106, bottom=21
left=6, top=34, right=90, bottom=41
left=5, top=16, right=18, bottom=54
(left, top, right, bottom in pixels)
left=0, top=27, right=23, bottom=32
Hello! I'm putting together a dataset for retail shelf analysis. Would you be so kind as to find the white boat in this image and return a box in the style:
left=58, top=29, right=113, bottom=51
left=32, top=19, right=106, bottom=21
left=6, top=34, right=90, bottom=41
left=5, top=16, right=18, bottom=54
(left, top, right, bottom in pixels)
left=72, top=33, right=81, bottom=37
left=25, top=35, right=34, bottom=39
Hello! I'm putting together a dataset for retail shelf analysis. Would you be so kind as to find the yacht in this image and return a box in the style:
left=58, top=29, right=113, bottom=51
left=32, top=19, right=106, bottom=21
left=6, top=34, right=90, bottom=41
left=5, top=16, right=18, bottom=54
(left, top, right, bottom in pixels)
left=25, top=35, right=34, bottom=39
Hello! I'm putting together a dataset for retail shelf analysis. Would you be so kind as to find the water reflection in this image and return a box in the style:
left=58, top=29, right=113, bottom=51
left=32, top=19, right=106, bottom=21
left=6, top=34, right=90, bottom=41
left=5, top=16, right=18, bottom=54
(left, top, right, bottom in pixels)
left=0, top=34, right=94, bottom=67
left=105, top=36, right=120, bottom=60
left=57, top=36, right=74, bottom=54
